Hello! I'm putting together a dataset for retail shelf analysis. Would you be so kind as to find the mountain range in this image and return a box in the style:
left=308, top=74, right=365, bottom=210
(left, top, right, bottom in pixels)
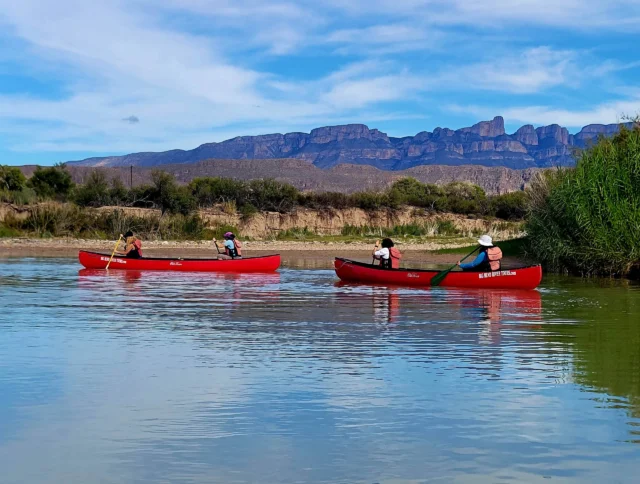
left=67, top=116, right=634, bottom=170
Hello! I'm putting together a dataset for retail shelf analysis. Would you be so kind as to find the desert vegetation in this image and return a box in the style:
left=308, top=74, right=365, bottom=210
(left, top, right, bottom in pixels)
left=526, top=123, right=640, bottom=277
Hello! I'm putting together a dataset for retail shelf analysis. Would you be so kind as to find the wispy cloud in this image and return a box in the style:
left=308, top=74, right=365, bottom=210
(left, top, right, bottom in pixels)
left=0, top=0, right=639, bottom=162
left=449, top=95, right=640, bottom=129
left=453, top=47, right=577, bottom=94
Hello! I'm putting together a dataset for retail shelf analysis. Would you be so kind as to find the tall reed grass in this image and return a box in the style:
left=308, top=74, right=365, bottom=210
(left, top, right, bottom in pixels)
left=526, top=125, right=640, bottom=276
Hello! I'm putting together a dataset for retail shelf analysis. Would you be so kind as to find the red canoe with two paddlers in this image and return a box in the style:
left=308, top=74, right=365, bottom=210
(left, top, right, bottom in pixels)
left=334, top=258, right=542, bottom=290
left=78, top=251, right=281, bottom=273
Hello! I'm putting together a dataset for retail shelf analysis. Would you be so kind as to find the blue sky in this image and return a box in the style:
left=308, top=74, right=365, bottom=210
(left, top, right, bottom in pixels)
left=1, top=0, right=640, bottom=166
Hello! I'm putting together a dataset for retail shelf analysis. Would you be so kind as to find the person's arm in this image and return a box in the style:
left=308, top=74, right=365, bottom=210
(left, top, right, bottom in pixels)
left=212, top=238, right=225, bottom=251
left=374, top=248, right=389, bottom=258
left=115, top=239, right=130, bottom=255
left=459, top=251, right=486, bottom=269
left=372, top=240, right=381, bottom=258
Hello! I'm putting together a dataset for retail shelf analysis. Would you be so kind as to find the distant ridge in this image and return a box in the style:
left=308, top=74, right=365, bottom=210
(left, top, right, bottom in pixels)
left=66, top=117, right=635, bottom=171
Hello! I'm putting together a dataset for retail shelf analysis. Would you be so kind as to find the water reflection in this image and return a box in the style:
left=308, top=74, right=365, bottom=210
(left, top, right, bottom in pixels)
left=540, top=281, right=640, bottom=428
left=1, top=259, right=640, bottom=482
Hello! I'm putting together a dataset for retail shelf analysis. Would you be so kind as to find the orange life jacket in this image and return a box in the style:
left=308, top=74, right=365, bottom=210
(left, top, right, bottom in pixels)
left=127, top=238, right=143, bottom=257
left=486, top=246, right=502, bottom=271
left=389, top=247, right=402, bottom=269
left=226, top=239, right=242, bottom=258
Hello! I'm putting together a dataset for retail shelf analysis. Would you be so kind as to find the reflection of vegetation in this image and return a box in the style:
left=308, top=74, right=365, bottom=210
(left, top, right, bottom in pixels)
left=543, top=283, right=640, bottom=418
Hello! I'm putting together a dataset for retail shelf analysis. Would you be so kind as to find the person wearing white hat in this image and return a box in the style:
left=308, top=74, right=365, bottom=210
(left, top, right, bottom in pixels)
left=457, top=234, right=503, bottom=271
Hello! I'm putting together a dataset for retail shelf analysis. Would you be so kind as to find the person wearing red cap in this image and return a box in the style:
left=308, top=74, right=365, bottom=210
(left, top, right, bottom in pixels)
left=212, top=232, right=243, bottom=260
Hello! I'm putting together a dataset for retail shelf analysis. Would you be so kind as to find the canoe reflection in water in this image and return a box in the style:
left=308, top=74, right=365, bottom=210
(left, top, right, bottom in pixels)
left=465, top=289, right=543, bottom=345
left=335, top=282, right=542, bottom=340
left=77, top=269, right=282, bottom=309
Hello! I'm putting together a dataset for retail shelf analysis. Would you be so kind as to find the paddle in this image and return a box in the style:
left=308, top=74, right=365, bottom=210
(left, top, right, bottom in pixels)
left=212, top=237, right=221, bottom=254
left=430, top=246, right=479, bottom=287
left=105, top=234, right=123, bottom=270
left=372, top=240, right=380, bottom=266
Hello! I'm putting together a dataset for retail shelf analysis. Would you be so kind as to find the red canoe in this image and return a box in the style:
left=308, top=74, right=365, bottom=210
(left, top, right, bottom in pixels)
left=78, top=250, right=281, bottom=272
left=334, top=258, right=542, bottom=290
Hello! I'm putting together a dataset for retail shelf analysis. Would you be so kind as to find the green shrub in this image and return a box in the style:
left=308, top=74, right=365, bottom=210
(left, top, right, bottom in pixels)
left=109, top=178, right=129, bottom=205
left=150, top=170, right=196, bottom=215
left=436, top=219, right=460, bottom=236
left=299, top=191, right=351, bottom=210
left=210, top=223, right=240, bottom=240
left=0, top=166, right=27, bottom=191
left=19, top=204, right=97, bottom=237
left=526, top=124, right=640, bottom=276
left=74, top=169, right=111, bottom=207
left=388, top=177, right=444, bottom=208
left=443, top=182, right=487, bottom=215
left=276, top=227, right=314, bottom=240
left=247, top=179, right=299, bottom=213
left=0, top=225, right=20, bottom=238
left=489, top=191, right=528, bottom=220
left=239, top=203, right=258, bottom=220
left=189, top=177, right=247, bottom=207
left=340, top=225, right=384, bottom=237
left=0, top=187, right=37, bottom=205
left=351, top=191, right=394, bottom=210
left=28, top=166, right=74, bottom=200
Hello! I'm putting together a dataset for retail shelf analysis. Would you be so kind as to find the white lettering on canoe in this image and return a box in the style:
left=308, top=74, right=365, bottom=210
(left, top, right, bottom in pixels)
left=479, top=270, right=515, bottom=279
left=100, top=256, right=126, bottom=264
left=170, top=262, right=182, bottom=266
left=407, top=273, right=419, bottom=278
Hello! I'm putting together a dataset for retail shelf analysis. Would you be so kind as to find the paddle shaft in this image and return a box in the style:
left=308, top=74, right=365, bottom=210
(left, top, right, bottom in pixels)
left=430, top=246, right=480, bottom=286
left=105, top=235, right=123, bottom=270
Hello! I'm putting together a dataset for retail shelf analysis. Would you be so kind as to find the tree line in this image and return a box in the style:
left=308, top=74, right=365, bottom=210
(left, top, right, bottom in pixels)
left=1, top=165, right=528, bottom=221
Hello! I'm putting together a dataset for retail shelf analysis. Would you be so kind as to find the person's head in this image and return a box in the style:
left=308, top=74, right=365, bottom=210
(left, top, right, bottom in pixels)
left=381, top=238, right=394, bottom=248
left=124, top=230, right=135, bottom=243
left=477, top=234, right=493, bottom=249
left=223, top=231, right=235, bottom=240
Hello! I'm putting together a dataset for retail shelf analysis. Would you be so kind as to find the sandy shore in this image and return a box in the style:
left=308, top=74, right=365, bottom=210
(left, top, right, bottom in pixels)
left=0, top=237, right=474, bottom=266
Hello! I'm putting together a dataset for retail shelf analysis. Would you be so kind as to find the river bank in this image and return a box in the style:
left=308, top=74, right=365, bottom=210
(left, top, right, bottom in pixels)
left=0, top=236, right=531, bottom=269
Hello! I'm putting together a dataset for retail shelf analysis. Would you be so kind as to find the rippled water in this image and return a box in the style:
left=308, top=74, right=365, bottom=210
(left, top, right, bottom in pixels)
left=2, top=257, right=640, bottom=483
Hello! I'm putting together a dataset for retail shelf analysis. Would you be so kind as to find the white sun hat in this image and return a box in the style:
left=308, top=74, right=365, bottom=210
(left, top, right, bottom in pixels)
left=478, top=235, right=493, bottom=246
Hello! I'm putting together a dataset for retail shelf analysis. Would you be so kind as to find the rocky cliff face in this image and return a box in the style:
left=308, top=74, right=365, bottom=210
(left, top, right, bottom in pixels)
left=68, top=117, right=636, bottom=170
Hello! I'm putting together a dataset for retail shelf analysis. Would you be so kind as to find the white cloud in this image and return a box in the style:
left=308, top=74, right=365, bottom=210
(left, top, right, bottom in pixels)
left=449, top=97, right=640, bottom=128
left=0, top=0, right=639, bottom=159
left=322, top=75, right=423, bottom=109
left=458, top=47, right=577, bottom=94
left=325, top=0, right=640, bottom=30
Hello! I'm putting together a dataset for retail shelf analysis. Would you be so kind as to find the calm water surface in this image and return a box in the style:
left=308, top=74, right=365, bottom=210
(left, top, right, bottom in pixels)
left=1, top=257, right=640, bottom=483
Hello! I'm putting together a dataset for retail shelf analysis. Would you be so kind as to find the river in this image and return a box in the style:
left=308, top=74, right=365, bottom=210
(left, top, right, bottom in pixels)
left=1, top=257, right=640, bottom=483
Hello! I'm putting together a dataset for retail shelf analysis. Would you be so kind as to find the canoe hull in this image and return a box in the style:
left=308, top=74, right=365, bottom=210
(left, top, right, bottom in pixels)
left=78, top=251, right=281, bottom=272
left=334, top=258, right=542, bottom=290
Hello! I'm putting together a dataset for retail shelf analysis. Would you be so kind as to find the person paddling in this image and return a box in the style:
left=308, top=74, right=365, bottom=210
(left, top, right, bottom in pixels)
left=372, top=238, right=402, bottom=269
left=457, top=234, right=502, bottom=272
left=116, top=230, right=143, bottom=259
left=213, top=232, right=243, bottom=260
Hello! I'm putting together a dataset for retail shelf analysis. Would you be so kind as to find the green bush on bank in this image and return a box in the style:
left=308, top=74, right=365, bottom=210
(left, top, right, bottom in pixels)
left=28, top=165, right=74, bottom=200
left=526, top=124, right=640, bottom=277
left=65, top=168, right=528, bottom=219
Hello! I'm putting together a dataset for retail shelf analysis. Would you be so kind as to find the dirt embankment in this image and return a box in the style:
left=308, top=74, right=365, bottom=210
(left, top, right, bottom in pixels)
left=1, top=202, right=523, bottom=240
